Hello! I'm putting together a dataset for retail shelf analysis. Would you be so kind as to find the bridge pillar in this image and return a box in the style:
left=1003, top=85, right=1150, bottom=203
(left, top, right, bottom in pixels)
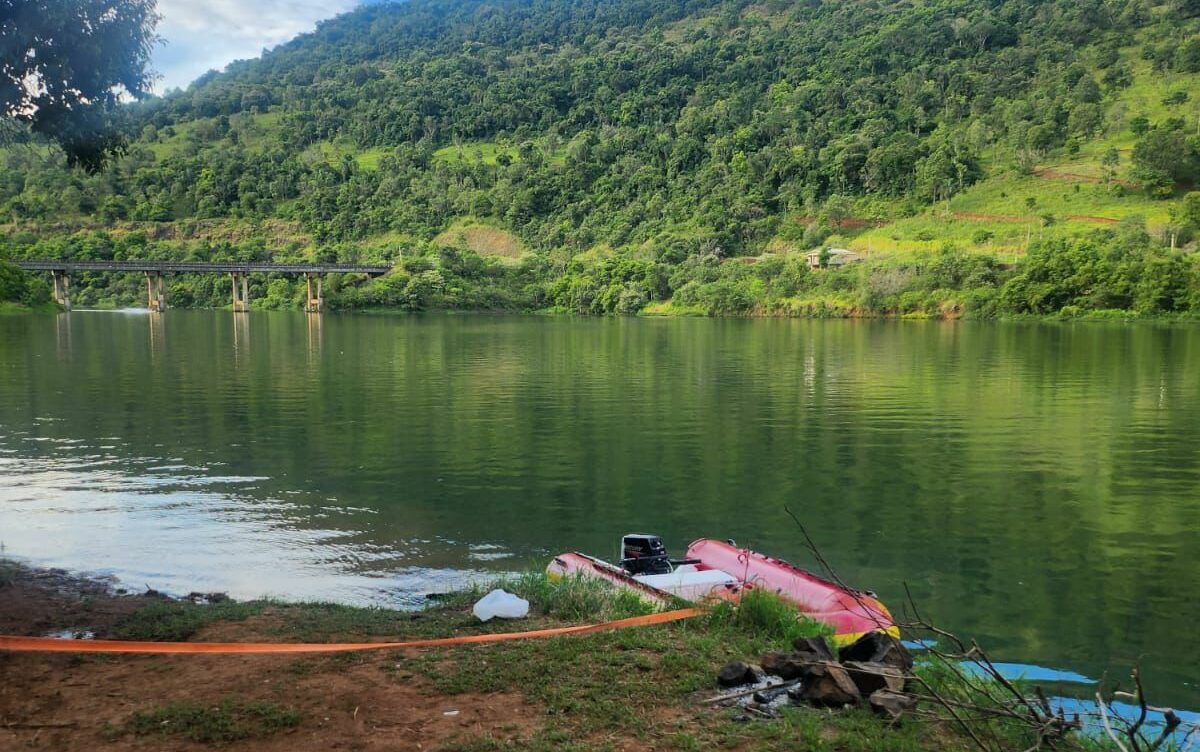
left=50, top=270, right=71, bottom=311
left=145, top=271, right=167, bottom=311
left=304, top=272, right=323, bottom=313
left=230, top=272, right=249, bottom=312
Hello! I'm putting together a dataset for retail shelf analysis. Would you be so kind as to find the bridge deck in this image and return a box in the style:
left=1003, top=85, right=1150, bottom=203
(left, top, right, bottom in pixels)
left=13, top=260, right=392, bottom=275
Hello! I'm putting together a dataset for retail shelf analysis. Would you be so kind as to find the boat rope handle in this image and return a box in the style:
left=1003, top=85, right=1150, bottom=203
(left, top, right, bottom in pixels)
left=0, top=607, right=703, bottom=655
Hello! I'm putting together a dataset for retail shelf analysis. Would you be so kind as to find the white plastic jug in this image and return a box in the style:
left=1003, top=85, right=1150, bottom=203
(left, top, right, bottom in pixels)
left=472, top=588, right=530, bottom=621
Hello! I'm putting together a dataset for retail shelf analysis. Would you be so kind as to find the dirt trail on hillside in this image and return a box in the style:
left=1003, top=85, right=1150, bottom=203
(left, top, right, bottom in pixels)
left=793, top=216, right=887, bottom=229
left=951, top=211, right=1118, bottom=224
left=792, top=211, right=1119, bottom=229
left=1032, top=167, right=1139, bottom=189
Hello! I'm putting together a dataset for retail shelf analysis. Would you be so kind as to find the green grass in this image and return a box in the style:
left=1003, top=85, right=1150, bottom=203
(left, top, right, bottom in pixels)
left=233, top=111, right=285, bottom=152
left=433, top=219, right=526, bottom=258
left=127, top=698, right=301, bottom=745
left=433, top=141, right=521, bottom=166
left=640, top=300, right=712, bottom=316
left=255, top=601, right=434, bottom=642
left=708, top=587, right=832, bottom=646
left=308, top=139, right=391, bottom=170
left=352, top=146, right=390, bottom=170
left=491, top=570, right=659, bottom=621
left=846, top=171, right=1174, bottom=258
left=142, top=124, right=193, bottom=160
left=109, top=600, right=266, bottom=641
left=948, top=175, right=1171, bottom=223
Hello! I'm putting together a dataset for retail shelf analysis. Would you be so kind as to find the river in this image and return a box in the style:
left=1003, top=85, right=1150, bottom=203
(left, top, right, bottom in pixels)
left=0, top=310, right=1197, bottom=708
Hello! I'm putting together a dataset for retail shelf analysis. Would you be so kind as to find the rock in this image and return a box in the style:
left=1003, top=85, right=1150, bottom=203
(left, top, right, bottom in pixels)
left=792, top=636, right=835, bottom=662
left=717, top=661, right=756, bottom=687
left=838, top=632, right=913, bottom=671
left=760, top=652, right=811, bottom=680
left=868, top=689, right=918, bottom=720
left=842, top=661, right=907, bottom=695
left=761, top=651, right=790, bottom=678
left=752, top=685, right=790, bottom=704
left=746, top=663, right=767, bottom=683
left=796, top=662, right=861, bottom=707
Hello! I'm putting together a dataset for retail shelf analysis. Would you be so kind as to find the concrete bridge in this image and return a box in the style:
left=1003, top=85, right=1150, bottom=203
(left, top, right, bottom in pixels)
left=13, top=260, right=393, bottom=312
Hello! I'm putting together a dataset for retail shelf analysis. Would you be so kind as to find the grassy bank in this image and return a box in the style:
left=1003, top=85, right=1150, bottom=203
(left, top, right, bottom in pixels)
left=0, top=560, right=1137, bottom=751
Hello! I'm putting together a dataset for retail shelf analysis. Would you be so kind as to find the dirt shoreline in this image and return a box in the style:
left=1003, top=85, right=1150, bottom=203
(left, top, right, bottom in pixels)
left=0, top=563, right=537, bottom=751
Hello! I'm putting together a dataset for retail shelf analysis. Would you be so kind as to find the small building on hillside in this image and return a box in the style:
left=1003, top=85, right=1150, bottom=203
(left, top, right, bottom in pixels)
left=807, top=247, right=861, bottom=270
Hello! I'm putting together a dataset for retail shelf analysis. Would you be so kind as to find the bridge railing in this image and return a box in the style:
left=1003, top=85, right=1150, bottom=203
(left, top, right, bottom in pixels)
left=12, top=260, right=393, bottom=275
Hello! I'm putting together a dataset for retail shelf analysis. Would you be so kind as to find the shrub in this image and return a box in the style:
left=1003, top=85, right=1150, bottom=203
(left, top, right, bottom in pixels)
left=802, top=221, right=831, bottom=248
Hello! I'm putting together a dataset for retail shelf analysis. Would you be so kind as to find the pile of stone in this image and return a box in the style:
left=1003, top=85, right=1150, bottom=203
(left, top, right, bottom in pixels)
left=714, top=632, right=919, bottom=720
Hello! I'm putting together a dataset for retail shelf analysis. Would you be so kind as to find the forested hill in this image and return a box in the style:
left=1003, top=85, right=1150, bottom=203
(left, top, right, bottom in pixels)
left=2, top=0, right=1200, bottom=317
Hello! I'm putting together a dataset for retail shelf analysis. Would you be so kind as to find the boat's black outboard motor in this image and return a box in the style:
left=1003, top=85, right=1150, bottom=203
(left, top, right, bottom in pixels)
left=620, top=534, right=673, bottom=576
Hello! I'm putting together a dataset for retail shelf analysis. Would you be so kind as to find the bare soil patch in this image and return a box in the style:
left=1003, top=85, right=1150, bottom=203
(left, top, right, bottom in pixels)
left=1032, top=167, right=1138, bottom=189
left=0, top=567, right=539, bottom=752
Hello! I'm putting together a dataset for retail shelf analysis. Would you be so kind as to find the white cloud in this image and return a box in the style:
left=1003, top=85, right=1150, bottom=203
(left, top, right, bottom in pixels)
left=152, top=0, right=360, bottom=92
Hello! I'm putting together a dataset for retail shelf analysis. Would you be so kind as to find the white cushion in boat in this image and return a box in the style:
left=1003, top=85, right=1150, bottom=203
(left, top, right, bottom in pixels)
left=634, top=568, right=738, bottom=601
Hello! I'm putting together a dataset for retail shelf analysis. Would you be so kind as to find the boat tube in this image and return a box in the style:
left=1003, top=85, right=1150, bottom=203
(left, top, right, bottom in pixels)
left=685, top=538, right=898, bottom=645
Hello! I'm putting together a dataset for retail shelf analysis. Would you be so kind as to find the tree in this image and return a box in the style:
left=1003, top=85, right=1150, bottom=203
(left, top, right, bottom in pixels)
left=1170, top=191, right=1200, bottom=243
left=1176, top=38, right=1200, bottom=73
left=1072, top=76, right=1101, bottom=103
left=1101, top=146, right=1120, bottom=184
left=0, top=260, right=51, bottom=306
left=1178, top=191, right=1200, bottom=227
left=1131, top=126, right=1198, bottom=196
left=1, top=0, right=160, bottom=172
left=1173, top=0, right=1200, bottom=19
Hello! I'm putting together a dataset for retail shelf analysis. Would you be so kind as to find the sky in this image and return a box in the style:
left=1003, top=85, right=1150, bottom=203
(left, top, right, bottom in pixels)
left=152, top=0, right=362, bottom=92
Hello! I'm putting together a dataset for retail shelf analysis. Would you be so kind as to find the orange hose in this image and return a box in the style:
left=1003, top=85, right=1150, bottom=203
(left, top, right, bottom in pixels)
left=0, top=607, right=703, bottom=654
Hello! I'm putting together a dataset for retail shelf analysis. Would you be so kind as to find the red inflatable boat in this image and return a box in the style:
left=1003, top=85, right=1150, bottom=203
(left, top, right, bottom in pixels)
left=547, top=534, right=898, bottom=645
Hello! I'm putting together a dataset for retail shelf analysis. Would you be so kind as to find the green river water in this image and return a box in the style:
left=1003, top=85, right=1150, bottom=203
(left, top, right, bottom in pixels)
left=0, top=311, right=1197, bottom=708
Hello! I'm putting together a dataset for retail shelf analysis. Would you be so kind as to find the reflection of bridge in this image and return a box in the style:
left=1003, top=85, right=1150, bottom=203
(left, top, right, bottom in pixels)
left=13, top=260, right=392, bottom=312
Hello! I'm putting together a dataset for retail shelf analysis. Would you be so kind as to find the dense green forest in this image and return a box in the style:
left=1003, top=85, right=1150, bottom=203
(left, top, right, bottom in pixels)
left=2, top=0, right=1200, bottom=316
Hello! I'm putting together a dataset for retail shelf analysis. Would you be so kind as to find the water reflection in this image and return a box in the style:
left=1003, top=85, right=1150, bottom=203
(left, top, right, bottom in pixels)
left=232, top=310, right=250, bottom=363
left=306, top=312, right=322, bottom=363
left=0, top=435, right=500, bottom=606
left=148, top=312, right=165, bottom=362
left=54, top=312, right=71, bottom=360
